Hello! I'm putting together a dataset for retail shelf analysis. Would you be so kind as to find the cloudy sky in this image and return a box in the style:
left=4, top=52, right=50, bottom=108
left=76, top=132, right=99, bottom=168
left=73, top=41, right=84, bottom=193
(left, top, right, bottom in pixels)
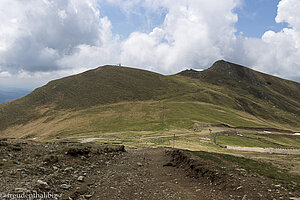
left=0, top=0, right=299, bottom=89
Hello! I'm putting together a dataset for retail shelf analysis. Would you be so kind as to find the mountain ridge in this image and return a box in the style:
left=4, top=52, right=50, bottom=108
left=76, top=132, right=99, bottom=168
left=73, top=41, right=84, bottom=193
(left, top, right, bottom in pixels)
left=0, top=60, right=299, bottom=138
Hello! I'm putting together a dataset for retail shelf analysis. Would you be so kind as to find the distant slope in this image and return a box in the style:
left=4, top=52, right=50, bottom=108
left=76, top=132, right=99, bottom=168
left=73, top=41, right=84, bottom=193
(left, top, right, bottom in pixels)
left=22, top=66, right=196, bottom=108
left=178, top=60, right=300, bottom=127
left=0, top=66, right=196, bottom=131
left=0, top=61, right=299, bottom=139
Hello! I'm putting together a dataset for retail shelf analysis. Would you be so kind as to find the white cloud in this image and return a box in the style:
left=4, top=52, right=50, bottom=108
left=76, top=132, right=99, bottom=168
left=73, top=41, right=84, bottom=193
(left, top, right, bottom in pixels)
left=120, top=0, right=240, bottom=73
left=240, top=0, right=300, bottom=81
left=0, top=0, right=300, bottom=90
left=0, top=71, right=11, bottom=78
left=117, top=0, right=300, bottom=81
left=0, top=0, right=115, bottom=73
left=276, top=0, right=300, bottom=30
left=57, top=16, right=121, bottom=68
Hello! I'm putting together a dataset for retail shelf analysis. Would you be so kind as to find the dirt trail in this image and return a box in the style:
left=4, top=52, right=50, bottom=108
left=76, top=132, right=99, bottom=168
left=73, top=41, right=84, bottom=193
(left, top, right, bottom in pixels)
left=0, top=139, right=218, bottom=200
left=88, top=148, right=295, bottom=200
left=93, top=148, right=213, bottom=200
left=0, top=139, right=297, bottom=200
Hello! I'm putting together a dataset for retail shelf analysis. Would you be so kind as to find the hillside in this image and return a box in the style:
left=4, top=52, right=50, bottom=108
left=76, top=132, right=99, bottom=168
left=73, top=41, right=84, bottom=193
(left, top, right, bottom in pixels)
left=0, top=61, right=299, bottom=139
left=178, top=60, right=300, bottom=127
left=0, top=66, right=196, bottom=132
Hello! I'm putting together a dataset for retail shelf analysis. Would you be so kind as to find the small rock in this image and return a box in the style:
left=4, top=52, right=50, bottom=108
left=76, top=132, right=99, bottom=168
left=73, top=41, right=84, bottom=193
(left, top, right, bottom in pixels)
left=85, top=195, right=93, bottom=199
left=274, top=184, right=281, bottom=188
left=38, top=167, right=46, bottom=171
left=237, top=186, right=243, bottom=190
left=77, top=176, right=84, bottom=182
left=137, top=162, right=143, bottom=167
left=60, top=184, right=71, bottom=190
left=163, top=162, right=174, bottom=167
left=37, top=180, right=50, bottom=190
left=258, top=193, right=263, bottom=197
left=15, top=188, right=29, bottom=193
left=242, top=194, right=247, bottom=200
left=64, top=167, right=73, bottom=172
left=37, top=180, right=48, bottom=186
left=65, top=147, right=90, bottom=156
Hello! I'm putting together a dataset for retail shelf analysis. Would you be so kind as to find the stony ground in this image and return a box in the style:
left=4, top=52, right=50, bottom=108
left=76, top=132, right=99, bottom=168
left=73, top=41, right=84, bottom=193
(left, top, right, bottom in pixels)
left=0, top=138, right=299, bottom=200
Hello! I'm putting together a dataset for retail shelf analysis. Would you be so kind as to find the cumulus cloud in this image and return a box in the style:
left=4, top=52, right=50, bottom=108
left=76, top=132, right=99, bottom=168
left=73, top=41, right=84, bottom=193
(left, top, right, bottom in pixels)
left=240, top=0, right=300, bottom=81
left=120, top=0, right=240, bottom=73
left=0, top=0, right=117, bottom=73
left=0, top=71, right=11, bottom=78
left=57, top=16, right=121, bottom=69
left=0, top=0, right=300, bottom=89
left=117, top=0, right=300, bottom=81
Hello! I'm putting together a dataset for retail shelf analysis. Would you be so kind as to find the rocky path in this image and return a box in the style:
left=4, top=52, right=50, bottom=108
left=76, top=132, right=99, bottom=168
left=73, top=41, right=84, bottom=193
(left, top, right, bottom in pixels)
left=92, top=148, right=212, bottom=200
left=0, top=139, right=216, bottom=200
left=0, top=139, right=298, bottom=200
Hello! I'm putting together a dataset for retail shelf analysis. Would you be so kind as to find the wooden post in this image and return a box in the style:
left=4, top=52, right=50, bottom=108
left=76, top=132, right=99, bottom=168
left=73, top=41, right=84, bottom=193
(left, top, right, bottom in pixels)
left=173, top=134, right=175, bottom=148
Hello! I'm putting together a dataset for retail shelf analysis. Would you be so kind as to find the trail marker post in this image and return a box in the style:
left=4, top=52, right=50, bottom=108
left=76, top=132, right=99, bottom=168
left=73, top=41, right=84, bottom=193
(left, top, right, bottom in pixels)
left=173, top=134, right=175, bottom=148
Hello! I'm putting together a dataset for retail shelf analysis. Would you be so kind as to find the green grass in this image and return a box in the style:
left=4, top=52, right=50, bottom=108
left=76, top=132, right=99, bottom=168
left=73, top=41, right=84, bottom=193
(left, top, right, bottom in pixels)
left=217, top=134, right=278, bottom=148
left=164, top=101, right=268, bottom=129
left=257, top=135, right=300, bottom=149
left=191, top=150, right=300, bottom=184
left=78, top=100, right=294, bottom=135
left=149, top=138, right=171, bottom=146
left=219, top=153, right=300, bottom=184
left=192, top=151, right=223, bottom=164
left=1, top=62, right=299, bottom=137
left=216, top=133, right=300, bottom=149
left=41, top=100, right=283, bottom=139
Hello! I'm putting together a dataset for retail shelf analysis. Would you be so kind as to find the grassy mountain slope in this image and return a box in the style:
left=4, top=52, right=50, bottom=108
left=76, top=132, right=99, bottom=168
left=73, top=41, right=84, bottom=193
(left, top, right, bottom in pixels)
left=178, top=60, right=300, bottom=127
left=0, top=66, right=197, bottom=131
left=0, top=61, right=299, bottom=139
left=21, top=66, right=197, bottom=108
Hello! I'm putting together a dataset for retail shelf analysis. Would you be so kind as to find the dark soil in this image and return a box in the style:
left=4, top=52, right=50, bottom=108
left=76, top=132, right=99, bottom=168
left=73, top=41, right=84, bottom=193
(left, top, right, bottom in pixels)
left=0, top=138, right=298, bottom=200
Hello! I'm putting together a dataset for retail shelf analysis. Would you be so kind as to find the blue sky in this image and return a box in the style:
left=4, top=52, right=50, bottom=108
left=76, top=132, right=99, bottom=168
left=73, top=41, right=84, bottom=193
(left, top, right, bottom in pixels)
left=0, top=0, right=299, bottom=90
left=99, top=0, right=287, bottom=39
left=99, top=1, right=168, bottom=39
left=235, top=0, right=288, bottom=38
